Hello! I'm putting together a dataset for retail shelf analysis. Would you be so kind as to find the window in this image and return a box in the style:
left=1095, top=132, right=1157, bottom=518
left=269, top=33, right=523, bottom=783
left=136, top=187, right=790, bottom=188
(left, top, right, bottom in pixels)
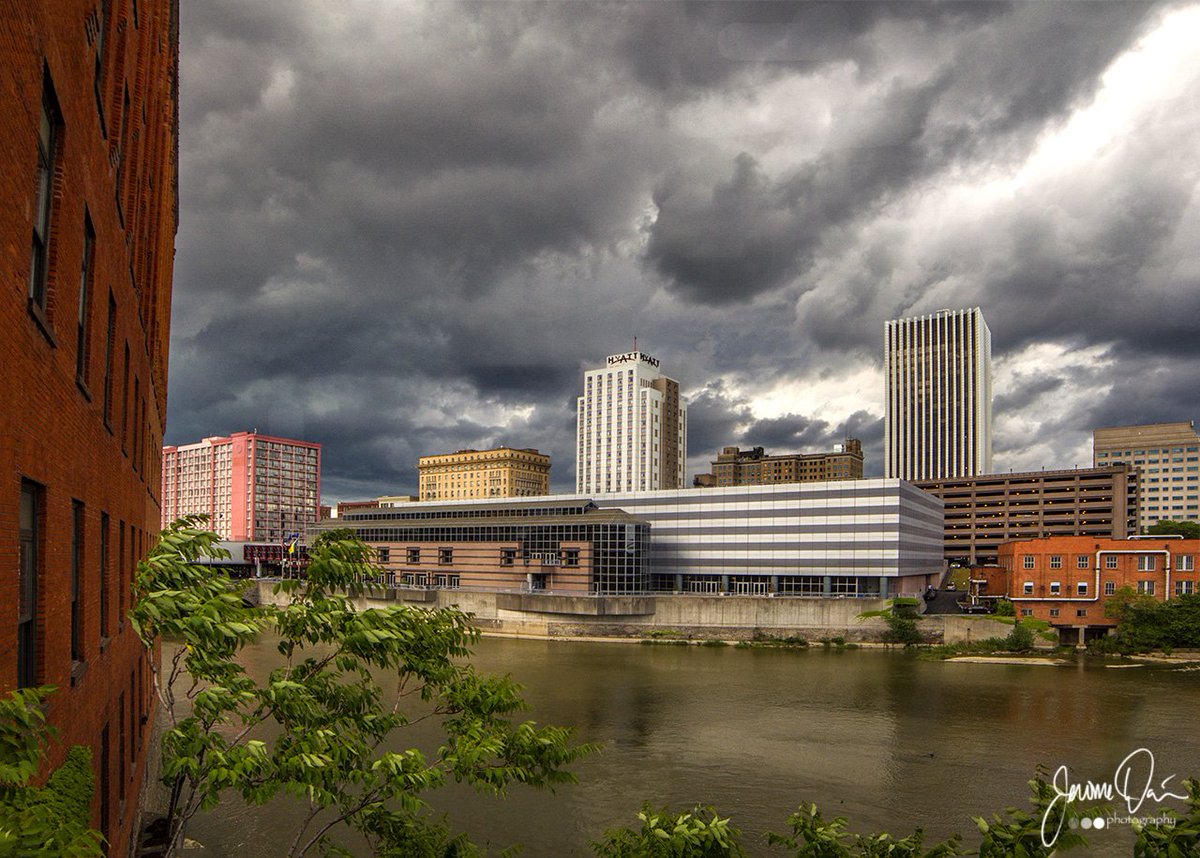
left=102, top=293, right=116, bottom=427
left=1049, top=555, right=1062, bottom=570
left=1178, top=555, right=1195, bottom=572
left=121, top=344, right=130, bottom=453
left=76, top=216, right=96, bottom=386
left=1076, top=555, right=1089, bottom=570
left=99, top=725, right=111, bottom=847
left=1104, top=581, right=1116, bottom=596
left=100, top=513, right=110, bottom=639
left=1105, top=555, right=1119, bottom=570
left=94, top=0, right=108, bottom=129
left=501, top=548, right=515, bottom=567
left=71, top=500, right=85, bottom=664
left=1076, top=609, right=1088, bottom=618
left=377, top=547, right=389, bottom=564
left=563, top=548, right=580, bottom=567
left=1077, top=582, right=1088, bottom=596
left=1138, top=581, right=1156, bottom=596
left=1023, top=582, right=1034, bottom=595
left=1175, top=580, right=1194, bottom=596
left=1020, top=609, right=1033, bottom=617
left=18, top=481, right=42, bottom=688
left=438, top=547, right=453, bottom=565
left=405, top=547, right=420, bottom=565
left=30, top=76, right=62, bottom=318
left=1138, top=555, right=1157, bottom=572
left=1022, top=556, right=1034, bottom=570
left=118, top=521, right=126, bottom=625
left=1049, top=608, right=1059, bottom=618
left=1049, top=582, right=1061, bottom=596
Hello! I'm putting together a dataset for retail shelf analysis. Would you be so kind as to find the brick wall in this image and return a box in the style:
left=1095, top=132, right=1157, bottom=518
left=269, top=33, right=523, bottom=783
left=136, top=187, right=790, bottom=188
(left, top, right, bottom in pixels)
left=1, top=1, right=178, bottom=853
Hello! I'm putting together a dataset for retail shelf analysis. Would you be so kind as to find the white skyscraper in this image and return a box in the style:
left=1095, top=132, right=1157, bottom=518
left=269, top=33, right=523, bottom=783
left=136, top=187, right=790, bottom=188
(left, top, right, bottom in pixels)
left=884, top=307, right=993, bottom=480
left=576, top=350, right=687, bottom=493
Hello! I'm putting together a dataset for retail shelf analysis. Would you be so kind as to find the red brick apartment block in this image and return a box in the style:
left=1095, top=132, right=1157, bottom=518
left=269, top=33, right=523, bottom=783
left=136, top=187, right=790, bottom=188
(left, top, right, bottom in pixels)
left=1, top=1, right=178, bottom=853
left=998, top=536, right=1200, bottom=645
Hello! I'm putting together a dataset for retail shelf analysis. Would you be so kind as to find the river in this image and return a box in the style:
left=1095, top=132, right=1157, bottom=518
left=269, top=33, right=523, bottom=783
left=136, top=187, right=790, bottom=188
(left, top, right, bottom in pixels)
left=183, top=635, right=1200, bottom=856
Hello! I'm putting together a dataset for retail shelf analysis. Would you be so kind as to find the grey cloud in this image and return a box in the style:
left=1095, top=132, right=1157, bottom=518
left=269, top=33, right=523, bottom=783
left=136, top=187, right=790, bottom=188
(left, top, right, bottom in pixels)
left=165, top=1, right=1196, bottom=501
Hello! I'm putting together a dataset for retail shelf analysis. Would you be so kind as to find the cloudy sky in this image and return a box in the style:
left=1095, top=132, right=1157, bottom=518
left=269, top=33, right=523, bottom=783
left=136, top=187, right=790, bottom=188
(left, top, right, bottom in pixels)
left=166, top=0, right=1200, bottom=502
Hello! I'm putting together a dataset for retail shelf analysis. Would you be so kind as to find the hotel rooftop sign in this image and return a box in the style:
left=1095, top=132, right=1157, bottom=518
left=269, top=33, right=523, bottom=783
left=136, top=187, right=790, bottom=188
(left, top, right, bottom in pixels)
left=606, top=351, right=660, bottom=368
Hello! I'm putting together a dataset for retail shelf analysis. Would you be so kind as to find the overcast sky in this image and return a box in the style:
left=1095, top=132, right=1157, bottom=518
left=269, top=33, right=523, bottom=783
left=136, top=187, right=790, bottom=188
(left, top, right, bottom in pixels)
left=166, top=0, right=1200, bottom=502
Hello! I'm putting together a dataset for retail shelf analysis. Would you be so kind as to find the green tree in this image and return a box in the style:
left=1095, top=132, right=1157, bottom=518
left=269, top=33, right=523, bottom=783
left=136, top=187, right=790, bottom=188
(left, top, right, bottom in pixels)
left=1004, top=622, right=1035, bottom=653
left=0, top=687, right=104, bottom=857
left=132, top=516, right=589, bottom=857
left=1145, top=520, right=1200, bottom=539
left=768, top=803, right=963, bottom=856
left=1132, top=776, right=1200, bottom=856
left=593, top=804, right=745, bottom=857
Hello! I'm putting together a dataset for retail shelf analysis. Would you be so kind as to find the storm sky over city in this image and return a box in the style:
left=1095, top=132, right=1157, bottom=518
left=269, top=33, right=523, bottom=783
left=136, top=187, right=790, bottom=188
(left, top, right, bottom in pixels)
left=166, top=0, right=1200, bottom=501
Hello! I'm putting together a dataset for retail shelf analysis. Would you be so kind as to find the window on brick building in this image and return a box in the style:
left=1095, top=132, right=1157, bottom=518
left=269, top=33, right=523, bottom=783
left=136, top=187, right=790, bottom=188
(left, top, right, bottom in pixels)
left=30, top=76, right=62, bottom=320
left=1104, top=581, right=1116, bottom=596
left=76, top=215, right=96, bottom=387
left=1076, top=555, right=1089, bottom=570
left=438, top=547, right=453, bottom=565
left=406, top=547, right=419, bottom=565
left=102, top=293, right=116, bottom=428
left=18, top=481, right=42, bottom=688
left=1138, top=555, right=1157, bottom=572
left=1021, top=609, right=1033, bottom=617
left=1023, top=555, right=1034, bottom=569
left=1023, top=582, right=1033, bottom=595
left=1050, top=582, right=1061, bottom=595
left=71, top=500, right=85, bottom=664
left=1176, top=580, right=1194, bottom=596
left=1077, top=582, right=1088, bottom=596
left=1105, top=555, right=1118, bottom=570
left=501, top=548, right=515, bottom=566
left=378, top=547, right=389, bottom=564
left=1076, top=609, right=1088, bottom=618
left=100, top=513, right=111, bottom=639
left=1178, top=555, right=1195, bottom=572
left=1138, top=580, right=1156, bottom=596
left=1049, top=608, right=1059, bottom=617
left=1050, top=555, right=1062, bottom=569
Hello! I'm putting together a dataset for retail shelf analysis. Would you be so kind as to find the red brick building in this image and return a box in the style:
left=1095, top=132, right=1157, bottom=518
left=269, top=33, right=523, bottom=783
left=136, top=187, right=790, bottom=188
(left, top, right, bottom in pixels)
left=1, top=1, right=178, bottom=853
left=998, top=535, right=1199, bottom=644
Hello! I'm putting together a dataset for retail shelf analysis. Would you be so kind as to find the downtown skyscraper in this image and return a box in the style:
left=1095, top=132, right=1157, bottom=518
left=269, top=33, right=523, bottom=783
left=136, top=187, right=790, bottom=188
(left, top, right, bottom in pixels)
left=576, top=350, right=687, bottom=493
left=884, top=308, right=993, bottom=480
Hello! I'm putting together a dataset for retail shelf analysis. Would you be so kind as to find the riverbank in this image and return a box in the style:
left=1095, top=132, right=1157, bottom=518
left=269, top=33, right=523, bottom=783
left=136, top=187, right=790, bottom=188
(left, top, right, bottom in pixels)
left=251, top=580, right=1016, bottom=646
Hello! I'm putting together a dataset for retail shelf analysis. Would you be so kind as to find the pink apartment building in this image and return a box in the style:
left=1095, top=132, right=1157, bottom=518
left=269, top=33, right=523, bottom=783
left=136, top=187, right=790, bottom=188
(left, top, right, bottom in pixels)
left=161, top=432, right=321, bottom=541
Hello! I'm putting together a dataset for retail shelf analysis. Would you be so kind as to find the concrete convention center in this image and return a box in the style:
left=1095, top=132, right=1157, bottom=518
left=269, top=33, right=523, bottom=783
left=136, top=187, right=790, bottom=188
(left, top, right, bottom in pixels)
left=320, top=480, right=946, bottom=598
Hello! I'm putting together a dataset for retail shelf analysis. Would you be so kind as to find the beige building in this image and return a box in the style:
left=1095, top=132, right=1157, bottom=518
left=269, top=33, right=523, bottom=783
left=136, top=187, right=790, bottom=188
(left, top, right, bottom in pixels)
left=419, top=447, right=551, bottom=500
left=696, top=440, right=864, bottom=487
left=915, top=464, right=1138, bottom=565
left=1093, top=421, right=1200, bottom=529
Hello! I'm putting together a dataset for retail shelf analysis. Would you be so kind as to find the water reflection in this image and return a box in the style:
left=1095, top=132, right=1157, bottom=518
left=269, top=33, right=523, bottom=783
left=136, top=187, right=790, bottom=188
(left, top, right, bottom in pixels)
left=184, top=637, right=1200, bottom=856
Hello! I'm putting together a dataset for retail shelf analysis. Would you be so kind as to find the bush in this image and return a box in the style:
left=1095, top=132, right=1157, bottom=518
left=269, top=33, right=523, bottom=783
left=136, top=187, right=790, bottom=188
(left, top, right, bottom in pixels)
left=993, top=600, right=1015, bottom=617
left=1005, top=622, right=1035, bottom=653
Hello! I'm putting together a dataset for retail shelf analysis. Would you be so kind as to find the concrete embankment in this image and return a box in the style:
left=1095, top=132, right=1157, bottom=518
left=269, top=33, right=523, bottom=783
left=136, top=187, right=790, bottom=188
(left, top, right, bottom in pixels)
left=252, top=582, right=1015, bottom=645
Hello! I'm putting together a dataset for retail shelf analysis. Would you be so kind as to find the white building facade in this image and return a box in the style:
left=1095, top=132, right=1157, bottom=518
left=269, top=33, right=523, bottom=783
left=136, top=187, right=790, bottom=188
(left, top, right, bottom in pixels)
left=885, top=307, right=993, bottom=481
left=576, top=351, right=687, bottom=493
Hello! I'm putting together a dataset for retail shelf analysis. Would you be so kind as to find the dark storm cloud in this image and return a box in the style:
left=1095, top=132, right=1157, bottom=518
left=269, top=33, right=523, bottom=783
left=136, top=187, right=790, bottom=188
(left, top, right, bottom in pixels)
left=166, top=1, right=1198, bottom=499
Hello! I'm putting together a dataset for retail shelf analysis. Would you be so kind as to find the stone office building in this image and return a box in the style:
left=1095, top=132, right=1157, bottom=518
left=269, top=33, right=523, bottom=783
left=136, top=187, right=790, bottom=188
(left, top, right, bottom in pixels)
left=696, top=440, right=864, bottom=487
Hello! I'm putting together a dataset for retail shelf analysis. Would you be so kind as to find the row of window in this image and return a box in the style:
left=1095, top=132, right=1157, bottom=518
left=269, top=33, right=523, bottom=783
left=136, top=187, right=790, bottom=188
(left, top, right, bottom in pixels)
left=1021, top=554, right=1195, bottom=571
left=1022, top=579, right=1196, bottom=597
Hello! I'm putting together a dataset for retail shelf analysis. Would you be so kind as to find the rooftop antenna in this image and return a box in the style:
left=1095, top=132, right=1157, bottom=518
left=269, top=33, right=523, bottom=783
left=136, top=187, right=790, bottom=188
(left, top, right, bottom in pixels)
left=633, top=335, right=638, bottom=353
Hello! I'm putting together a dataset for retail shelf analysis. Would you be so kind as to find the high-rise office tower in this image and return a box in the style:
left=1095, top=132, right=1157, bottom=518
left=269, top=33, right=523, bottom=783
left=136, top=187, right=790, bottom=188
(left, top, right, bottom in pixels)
left=1093, top=421, right=1200, bottom=529
left=884, top=308, right=993, bottom=480
left=576, top=350, right=687, bottom=493
left=162, top=432, right=322, bottom=541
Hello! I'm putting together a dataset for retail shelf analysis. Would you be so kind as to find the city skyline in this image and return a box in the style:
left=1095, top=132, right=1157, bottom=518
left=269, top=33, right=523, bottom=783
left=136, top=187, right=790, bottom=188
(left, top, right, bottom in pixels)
left=166, top=1, right=1200, bottom=502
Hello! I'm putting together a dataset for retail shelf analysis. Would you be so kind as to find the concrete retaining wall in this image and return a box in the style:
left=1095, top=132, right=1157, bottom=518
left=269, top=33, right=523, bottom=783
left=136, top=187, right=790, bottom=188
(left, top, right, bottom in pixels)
left=252, top=582, right=1011, bottom=644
